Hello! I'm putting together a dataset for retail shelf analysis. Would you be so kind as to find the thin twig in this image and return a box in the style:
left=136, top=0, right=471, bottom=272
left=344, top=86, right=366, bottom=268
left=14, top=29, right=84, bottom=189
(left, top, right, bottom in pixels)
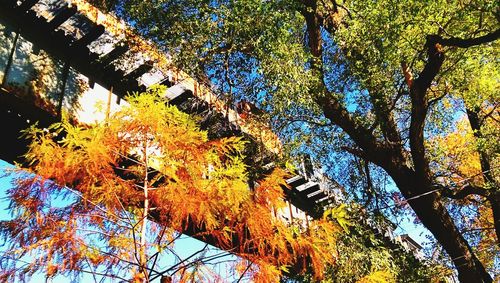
left=236, top=261, right=253, bottom=283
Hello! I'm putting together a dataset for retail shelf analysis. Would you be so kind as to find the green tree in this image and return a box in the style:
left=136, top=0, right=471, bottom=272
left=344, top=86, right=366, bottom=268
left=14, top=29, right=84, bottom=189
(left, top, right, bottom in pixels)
left=93, top=0, right=499, bottom=281
left=288, top=203, right=445, bottom=283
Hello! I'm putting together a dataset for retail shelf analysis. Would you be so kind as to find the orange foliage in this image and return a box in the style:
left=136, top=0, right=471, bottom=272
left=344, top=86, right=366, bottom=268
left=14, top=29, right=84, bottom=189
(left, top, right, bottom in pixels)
left=428, top=116, right=499, bottom=270
left=473, top=204, right=499, bottom=269
left=1, top=91, right=339, bottom=282
left=69, top=0, right=282, bottom=155
left=428, top=117, right=483, bottom=185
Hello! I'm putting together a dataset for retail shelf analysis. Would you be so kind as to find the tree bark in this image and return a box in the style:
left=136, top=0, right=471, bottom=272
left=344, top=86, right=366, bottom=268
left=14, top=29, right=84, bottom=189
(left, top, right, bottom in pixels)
left=388, top=168, right=493, bottom=283
left=319, top=96, right=494, bottom=282
left=299, top=1, right=495, bottom=281
left=465, top=106, right=500, bottom=244
left=489, top=193, right=500, bottom=246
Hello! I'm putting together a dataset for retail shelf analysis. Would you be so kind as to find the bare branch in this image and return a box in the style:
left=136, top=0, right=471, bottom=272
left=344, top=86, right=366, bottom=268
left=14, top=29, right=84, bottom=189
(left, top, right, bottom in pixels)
left=401, top=61, right=414, bottom=89
left=236, top=261, right=254, bottom=283
left=151, top=243, right=209, bottom=281
left=441, top=184, right=490, bottom=199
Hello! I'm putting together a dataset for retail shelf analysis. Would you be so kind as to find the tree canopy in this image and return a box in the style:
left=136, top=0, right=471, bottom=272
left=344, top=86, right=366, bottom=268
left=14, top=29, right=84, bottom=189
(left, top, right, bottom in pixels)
left=89, top=0, right=499, bottom=281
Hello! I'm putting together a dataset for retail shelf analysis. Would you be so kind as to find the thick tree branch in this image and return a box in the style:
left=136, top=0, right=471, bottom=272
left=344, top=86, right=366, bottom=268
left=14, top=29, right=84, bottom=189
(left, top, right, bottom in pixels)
left=314, top=0, right=403, bottom=150
left=480, top=103, right=499, bottom=125
left=489, top=194, right=500, bottom=245
left=408, top=36, right=445, bottom=181
left=432, top=28, right=500, bottom=48
left=401, top=61, right=414, bottom=89
left=362, top=159, right=375, bottom=208
left=368, top=91, right=403, bottom=146
left=441, top=184, right=490, bottom=199
left=318, top=94, right=390, bottom=162
left=300, top=0, right=322, bottom=57
left=464, top=104, right=500, bottom=244
left=465, top=106, right=495, bottom=185
left=300, top=0, right=392, bottom=166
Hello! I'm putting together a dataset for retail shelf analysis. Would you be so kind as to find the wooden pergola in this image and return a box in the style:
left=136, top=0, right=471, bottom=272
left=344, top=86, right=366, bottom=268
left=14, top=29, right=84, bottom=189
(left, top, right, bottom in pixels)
left=0, top=0, right=336, bottom=218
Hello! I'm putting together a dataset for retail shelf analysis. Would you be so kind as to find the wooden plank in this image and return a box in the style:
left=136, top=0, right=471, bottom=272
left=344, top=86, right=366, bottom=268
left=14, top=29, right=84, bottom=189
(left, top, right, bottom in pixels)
left=307, top=190, right=327, bottom=202
left=71, top=24, right=105, bottom=49
left=286, top=175, right=307, bottom=188
left=47, top=6, right=77, bottom=29
left=122, top=63, right=153, bottom=81
left=158, top=77, right=174, bottom=88
left=18, top=0, right=39, bottom=11
left=296, top=182, right=320, bottom=196
left=98, top=44, right=129, bottom=66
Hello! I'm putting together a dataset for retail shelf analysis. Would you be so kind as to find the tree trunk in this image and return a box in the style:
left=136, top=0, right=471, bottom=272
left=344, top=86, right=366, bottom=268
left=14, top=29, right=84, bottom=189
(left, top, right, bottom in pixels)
left=466, top=106, right=500, bottom=244
left=318, top=95, right=493, bottom=281
left=390, top=169, right=493, bottom=283
left=489, top=194, right=500, bottom=246
left=299, top=2, right=494, bottom=280
left=140, top=142, right=150, bottom=282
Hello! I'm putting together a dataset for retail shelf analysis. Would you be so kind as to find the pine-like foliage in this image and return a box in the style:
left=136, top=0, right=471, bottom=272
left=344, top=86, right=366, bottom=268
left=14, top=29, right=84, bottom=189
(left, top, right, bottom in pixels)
left=0, top=90, right=339, bottom=282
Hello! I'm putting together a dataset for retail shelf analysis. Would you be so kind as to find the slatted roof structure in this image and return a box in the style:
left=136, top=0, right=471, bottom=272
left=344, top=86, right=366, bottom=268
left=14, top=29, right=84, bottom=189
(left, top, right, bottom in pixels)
left=1, top=0, right=154, bottom=99
left=1, top=0, right=288, bottom=153
left=0, top=0, right=337, bottom=217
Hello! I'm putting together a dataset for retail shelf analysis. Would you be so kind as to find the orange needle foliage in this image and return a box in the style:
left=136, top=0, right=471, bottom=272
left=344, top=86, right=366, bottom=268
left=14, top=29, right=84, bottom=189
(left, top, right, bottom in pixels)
left=428, top=118, right=483, bottom=185
left=0, top=90, right=339, bottom=282
left=428, top=117, right=499, bottom=271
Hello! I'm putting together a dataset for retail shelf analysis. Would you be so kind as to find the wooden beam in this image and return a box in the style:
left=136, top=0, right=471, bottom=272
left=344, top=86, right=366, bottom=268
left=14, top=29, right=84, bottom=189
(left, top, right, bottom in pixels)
left=296, top=182, right=321, bottom=196
left=98, top=44, right=129, bottom=66
left=286, top=175, right=307, bottom=188
left=158, top=78, right=174, bottom=88
left=18, top=0, right=39, bottom=11
left=103, top=65, right=125, bottom=85
left=71, top=24, right=105, bottom=49
left=308, top=190, right=327, bottom=202
left=162, top=84, right=193, bottom=105
left=123, top=63, right=153, bottom=81
left=47, top=6, right=77, bottom=29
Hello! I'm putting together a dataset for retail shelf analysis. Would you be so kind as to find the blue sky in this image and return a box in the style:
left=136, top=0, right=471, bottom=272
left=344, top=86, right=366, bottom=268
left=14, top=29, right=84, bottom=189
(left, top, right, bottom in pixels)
left=0, top=160, right=14, bottom=222
left=0, top=157, right=436, bottom=282
left=0, top=156, right=438, bottom=282
left=0, top=159, right=243, bottom=282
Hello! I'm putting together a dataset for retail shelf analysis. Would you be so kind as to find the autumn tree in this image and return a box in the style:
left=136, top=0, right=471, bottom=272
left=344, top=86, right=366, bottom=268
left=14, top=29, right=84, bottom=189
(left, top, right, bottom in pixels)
left=0, top=89, right=340, bottom=282
left=89, top=0, right=500, bottom=281
left=287, top=203, right=449, bottom=283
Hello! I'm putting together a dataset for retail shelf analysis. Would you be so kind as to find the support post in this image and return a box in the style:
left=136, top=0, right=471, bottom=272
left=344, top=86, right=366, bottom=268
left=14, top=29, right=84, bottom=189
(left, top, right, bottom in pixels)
left=57, top=61, right=70, bottom=119
left=106, top=86, right=113, bottom=120
left=116, top=91, right=121, bottom=105
left=2, top=28, right=20, bottom=87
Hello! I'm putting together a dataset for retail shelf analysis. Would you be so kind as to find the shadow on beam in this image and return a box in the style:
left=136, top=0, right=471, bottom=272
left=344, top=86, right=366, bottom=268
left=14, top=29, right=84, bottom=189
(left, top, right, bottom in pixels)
left=0, top=88, right=58, bottom=164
